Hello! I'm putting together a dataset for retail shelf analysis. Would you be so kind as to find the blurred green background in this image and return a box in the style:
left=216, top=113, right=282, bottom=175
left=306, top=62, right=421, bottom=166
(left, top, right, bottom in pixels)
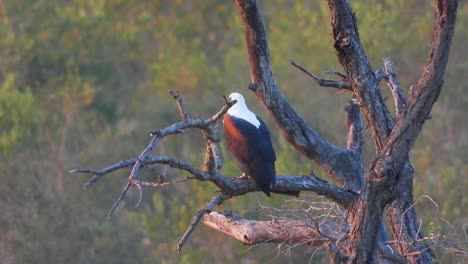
left=0, top=0, right=466, bottom=263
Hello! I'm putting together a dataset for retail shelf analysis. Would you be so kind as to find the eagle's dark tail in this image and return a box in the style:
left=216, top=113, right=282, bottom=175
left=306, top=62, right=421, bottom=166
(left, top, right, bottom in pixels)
left=253, top=162, right=276, bottom=197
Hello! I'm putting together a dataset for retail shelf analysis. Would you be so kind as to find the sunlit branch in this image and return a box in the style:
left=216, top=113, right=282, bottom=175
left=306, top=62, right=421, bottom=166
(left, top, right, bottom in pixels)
left=203, top=210, right=340, bottom=246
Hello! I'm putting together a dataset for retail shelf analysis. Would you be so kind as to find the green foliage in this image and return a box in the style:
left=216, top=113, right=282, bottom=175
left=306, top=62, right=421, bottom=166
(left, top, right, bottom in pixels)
left=0, top=0, right=466, bottom=263
left=0, top=74, right=41, bottom=154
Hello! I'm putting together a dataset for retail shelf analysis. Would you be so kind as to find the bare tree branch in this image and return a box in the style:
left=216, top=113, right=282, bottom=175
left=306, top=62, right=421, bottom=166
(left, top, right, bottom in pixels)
left=169, top=90, right=189, bottom=120
left=383, top=58, right=407, bottom=118
left=177, top=194, right=227, bottom=254
left=326, top=0, right=458, bottom=262
left=71, top=91, right=236, bottom=216
left=233, top=0, right=363, bottom=191
left=322, top=5, right=445, bottom=258
left=203, top=210, right=340, bottom=246
left=327, top=0, right=395, bottom=153
left=107, top=181, right=131, bottom=218
left=410, top=1, right=458, bottom=103
left=376, top=0, right=458, bottom=176
left=127, top=92, right=234, bottom=199
left=204, top=211, right=409, bottom=264
left=324, top=70, right=347, bottom=79
left=290, top=60, right=352, bottom=90
left=202, top=123, right=223, bottom=171
left=273, top=175, right=357, bottom=209
left=203, top=142, right=216, bottom=174
left=324, top=3, right=441, bottom=262
left=69, top=158, right=137, bottom=187
left=72, top=154, right=357, bottom=208
left=345, top=97, right=363, bottom=154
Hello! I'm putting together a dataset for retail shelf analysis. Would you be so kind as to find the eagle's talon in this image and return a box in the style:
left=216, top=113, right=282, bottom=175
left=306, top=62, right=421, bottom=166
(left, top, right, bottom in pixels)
left=238, top=173, right=250, bottom=179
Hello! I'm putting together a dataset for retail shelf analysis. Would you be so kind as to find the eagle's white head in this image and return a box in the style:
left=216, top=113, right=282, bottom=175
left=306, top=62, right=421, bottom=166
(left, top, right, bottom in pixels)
left=226, top=92, right=260, bottom=128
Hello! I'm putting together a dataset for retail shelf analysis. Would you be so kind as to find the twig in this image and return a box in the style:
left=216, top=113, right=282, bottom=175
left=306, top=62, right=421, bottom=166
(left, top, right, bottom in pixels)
left=201, top=123, right=223, bottom=171
left=69, top=158, right=137, bottom=187
left=345, top=96, right=364, bottom=155
left=383, top=58, right=407, bottom=117
left=208, top=124, right=223, bottom=169
left=71, top=156, right=212, bottom=185
left=159, top=165, right=168, bottom=183
left=170, top=90, right=189, bottom=120
left=291, top=60, right=352, bottom=90
left=202, top=99, right=236, bottom=125
left=131, top=180, right=170, bottom=188
left=107, top=181, right=131, bottom=218
left=177, top=194, right=227, bottom=254
left=403, top=246, right=431, bottom=257
left=398, top=195, right=439, bottom=240
left=127, top=135, right=162, bottom=184
left=378, top=243, right=410, bottom=264
left=135, top=183, right=143, bottom=207
left=324, top=70, right=347, bottom=80
left=384, top=234, right=442, bottom=247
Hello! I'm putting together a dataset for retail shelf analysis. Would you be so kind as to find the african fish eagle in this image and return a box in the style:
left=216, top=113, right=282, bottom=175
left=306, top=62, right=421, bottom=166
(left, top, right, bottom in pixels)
left=223, top=93, right=276, bottom=196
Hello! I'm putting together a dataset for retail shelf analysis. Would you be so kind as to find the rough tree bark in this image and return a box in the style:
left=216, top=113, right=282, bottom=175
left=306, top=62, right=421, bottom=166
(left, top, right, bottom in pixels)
left=71, top=0, right=459, bottom=263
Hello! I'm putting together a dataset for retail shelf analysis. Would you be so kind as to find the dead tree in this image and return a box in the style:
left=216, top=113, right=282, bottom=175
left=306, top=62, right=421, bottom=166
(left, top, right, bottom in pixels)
left=71, top=0, right=460, bottom=263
